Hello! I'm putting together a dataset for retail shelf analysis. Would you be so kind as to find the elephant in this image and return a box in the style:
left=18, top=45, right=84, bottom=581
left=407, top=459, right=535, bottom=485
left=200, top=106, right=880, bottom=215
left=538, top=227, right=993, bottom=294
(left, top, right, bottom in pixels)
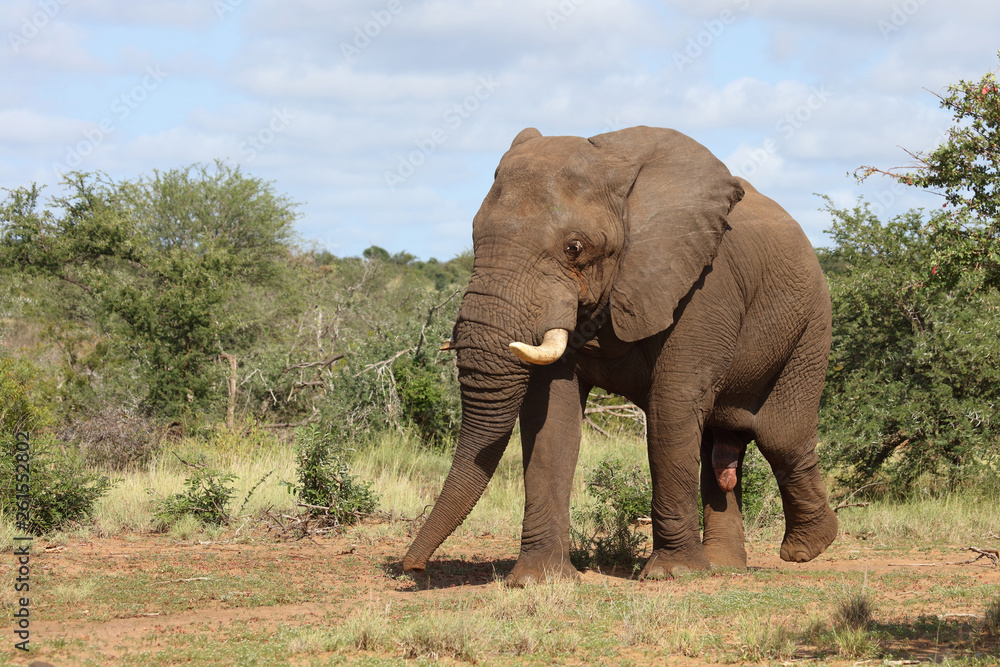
left=402, top=125, right=838, bottom=584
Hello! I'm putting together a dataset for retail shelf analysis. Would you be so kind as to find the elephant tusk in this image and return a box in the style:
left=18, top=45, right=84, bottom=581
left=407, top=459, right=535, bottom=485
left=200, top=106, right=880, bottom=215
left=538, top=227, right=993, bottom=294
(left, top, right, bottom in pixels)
left=439, top=339, right=455, bottom=351
left=509, top=329, right=569, bottom=365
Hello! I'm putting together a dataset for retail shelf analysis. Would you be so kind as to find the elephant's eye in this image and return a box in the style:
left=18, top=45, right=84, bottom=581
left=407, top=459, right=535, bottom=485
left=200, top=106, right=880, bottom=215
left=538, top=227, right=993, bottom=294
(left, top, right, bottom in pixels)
left=564, top=240, right=584, bottom=260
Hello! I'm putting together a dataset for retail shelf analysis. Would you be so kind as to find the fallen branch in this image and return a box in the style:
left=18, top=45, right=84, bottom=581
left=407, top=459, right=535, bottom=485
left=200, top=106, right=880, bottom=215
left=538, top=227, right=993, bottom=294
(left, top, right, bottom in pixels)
left=583, top=416, right=612, bottom=438
left=888, top=546, right=1000, bottom=568
left=966, top=546, right=1000, bottom=566
left=833, top=501, right=870, bottom=513
left=156, top=577, right=212, bottom=585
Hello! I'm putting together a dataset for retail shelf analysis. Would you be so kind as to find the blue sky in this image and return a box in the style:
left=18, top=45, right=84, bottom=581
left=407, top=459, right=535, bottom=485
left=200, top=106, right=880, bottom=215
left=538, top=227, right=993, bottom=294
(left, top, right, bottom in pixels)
left=2, top=0, right=998, bottom=260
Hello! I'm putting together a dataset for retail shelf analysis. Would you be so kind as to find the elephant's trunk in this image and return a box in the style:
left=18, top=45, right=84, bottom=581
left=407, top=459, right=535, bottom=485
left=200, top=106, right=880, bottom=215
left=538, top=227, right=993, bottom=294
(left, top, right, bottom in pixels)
left=402, top=266, right=577, bottom=573
left=402, top=368, right=527, bottom=572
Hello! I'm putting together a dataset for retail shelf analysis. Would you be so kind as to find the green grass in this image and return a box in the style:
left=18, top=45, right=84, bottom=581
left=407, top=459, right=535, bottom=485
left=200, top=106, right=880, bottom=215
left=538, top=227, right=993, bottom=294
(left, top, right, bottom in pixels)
left=835, top=491, right=1000, bottom=547
left=9, top=427, right=1000, bottom=664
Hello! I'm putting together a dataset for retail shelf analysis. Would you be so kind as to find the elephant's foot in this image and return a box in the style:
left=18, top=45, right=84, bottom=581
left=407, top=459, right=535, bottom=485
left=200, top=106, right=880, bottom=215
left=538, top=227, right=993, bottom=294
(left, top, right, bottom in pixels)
left=703, top=541, right=747, bottom=570
left=505, top=556, right=580, bottom=587
left=779, top=505, right=838, bottom=563
left=638, top=548, right=711, bottom=580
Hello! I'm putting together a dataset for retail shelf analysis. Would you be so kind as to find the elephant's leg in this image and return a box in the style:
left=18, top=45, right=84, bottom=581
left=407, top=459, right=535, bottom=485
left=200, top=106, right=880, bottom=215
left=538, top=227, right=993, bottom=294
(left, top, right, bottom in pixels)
left=701, top=428, right=750, bottom=570
left=640, top=392, right=713, bottom=579
left=507, top=363, right=588, bottom=586
left=754, top=337, right=838, bottom=563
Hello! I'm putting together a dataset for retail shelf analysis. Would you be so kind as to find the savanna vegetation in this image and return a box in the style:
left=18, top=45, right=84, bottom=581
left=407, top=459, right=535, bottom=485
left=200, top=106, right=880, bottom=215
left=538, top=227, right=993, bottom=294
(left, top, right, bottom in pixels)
left=1, top=55, right=999, bottom=665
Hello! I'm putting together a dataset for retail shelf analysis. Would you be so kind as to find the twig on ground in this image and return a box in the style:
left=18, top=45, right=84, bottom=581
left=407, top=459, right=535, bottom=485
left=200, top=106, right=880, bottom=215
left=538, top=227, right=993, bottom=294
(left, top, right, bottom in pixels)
left=833, top=501, right=870, bottom=513
left=156, top=577, right=212, bottom=585
left=966, top=546, right=1000, bottom=566
left=888, top=546, right=1000, bottom=568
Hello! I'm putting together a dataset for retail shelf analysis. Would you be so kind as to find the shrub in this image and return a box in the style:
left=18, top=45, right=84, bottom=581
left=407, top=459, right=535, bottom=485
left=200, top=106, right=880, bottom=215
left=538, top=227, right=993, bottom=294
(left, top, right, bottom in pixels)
left=984, top=595, right=1000, bottom=637
left=820, top=202, right=1000, bottom=495
left=741, top=444, right=781, bottom=529
left=153, top=459, right=237, bottom=527
left=67, top=409, right=164, bottom=471
left=835, top=591, right=874, bottom=631
left=284, top=425, right=378, bottom=525
left=393, top=356, right=460, bottom=446
left=0, top=434, right=114, bottom=534
left=571, top=457, right=651, bottom=570
left=0, top=358, right=113, bottom=534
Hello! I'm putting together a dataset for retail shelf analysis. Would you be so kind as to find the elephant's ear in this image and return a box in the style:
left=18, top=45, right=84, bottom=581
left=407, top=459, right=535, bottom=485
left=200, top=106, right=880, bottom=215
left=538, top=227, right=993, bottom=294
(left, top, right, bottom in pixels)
left=589, top=126, right=744, bottom=343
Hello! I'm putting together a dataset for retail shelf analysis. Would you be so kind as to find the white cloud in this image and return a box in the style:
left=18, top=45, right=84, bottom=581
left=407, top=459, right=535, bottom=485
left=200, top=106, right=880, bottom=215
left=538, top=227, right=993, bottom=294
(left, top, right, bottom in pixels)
left=1, top=0, right=998, bottom=258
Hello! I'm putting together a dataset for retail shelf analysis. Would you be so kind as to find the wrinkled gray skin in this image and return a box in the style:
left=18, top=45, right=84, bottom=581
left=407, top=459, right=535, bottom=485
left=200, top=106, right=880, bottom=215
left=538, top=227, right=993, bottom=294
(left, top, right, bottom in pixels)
left=403, top=126, right=838, bottom=584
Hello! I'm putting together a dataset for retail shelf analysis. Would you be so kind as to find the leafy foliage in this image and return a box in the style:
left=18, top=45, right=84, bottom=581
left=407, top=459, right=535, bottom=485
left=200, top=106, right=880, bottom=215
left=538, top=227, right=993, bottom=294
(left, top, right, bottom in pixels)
left=740, top=445, right=781, bottom=528
left=0, top=163, right=298, bottom=419
left=1, top=167, right=470, bottom=441
left=153, top=459, right=237, bottom=527
left=571, top=457, right=651, bottom=570
left=394, top=355, right=461, bottom=446
left=819, top=200, right=1000, bottom=495
left=284, top=425, right=378, bottom=525
left=857, top=51, right=1000, bottom=288
left=0, top=358, right=113, bottom=534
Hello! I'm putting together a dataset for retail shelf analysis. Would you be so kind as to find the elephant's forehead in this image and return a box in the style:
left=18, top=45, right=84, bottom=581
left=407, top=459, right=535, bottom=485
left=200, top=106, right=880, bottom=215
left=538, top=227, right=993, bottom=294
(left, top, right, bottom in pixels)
left=495, top=152, right=608, bottom=208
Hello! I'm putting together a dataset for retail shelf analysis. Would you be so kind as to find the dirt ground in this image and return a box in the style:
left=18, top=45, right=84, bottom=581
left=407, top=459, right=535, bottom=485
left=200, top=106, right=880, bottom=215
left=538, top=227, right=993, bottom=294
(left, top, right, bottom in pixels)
left=6, top=526, right=1000, bottom=665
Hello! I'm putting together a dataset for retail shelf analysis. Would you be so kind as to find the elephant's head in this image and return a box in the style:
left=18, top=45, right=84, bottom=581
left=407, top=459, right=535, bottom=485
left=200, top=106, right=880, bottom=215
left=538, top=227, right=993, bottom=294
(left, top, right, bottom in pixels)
left=402, top=126, right=744, bottom=572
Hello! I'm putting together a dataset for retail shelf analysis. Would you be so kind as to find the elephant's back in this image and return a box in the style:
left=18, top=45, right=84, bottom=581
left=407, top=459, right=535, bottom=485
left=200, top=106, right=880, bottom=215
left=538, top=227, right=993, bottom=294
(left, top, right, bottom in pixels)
left=706, top=179, right=830, bottom=411
left=724, top=178, right=827, bottom=312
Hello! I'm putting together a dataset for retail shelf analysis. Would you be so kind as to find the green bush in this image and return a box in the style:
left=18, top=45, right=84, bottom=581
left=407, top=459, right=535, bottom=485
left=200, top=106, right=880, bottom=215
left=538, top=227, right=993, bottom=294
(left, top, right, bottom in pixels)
left=0, top=435, right=114, bottom=535
left=0, top=358, right=114, bottom=534
left=741, top=445, right=781, bottom=528
left=394, top=356, right=460, bottom=446
left=153, top=460, right=237, bottom=527
left=819, top=202, right=1000, bottom=496
left=571, top=457, right=651, bottom=570
left=284, top=425, right=378, bottom=525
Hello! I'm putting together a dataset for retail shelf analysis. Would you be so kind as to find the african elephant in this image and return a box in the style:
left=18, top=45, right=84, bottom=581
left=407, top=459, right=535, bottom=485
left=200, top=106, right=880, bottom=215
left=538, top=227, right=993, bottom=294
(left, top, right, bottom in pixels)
left=403, top=126, right=838, bottom=584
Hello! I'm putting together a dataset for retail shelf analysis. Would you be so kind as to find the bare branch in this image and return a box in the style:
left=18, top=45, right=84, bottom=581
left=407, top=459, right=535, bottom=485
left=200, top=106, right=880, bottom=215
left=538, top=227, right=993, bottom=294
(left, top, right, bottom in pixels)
left=583, top=416, right=612, bottom=438
left=354, top=347, right=416, bottom=377
left=283, top=353, right=345, bottom=373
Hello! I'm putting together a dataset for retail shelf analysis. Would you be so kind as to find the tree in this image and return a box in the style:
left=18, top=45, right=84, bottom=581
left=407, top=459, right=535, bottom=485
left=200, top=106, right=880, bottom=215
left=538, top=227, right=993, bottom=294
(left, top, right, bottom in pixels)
left=818, top=199, right=1000, bottom=495
left=0, top=163, right=298, bottom=419
left=856, top=51, right=1000, bottom=287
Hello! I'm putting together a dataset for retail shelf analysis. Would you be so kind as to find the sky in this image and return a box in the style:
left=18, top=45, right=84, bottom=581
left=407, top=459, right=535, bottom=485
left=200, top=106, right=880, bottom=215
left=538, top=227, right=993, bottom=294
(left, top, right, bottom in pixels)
left=1, top=0, right=998, bottom=261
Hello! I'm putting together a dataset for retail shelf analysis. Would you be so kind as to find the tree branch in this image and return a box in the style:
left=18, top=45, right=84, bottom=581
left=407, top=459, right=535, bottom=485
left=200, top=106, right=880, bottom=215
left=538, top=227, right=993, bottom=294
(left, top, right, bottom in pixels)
left=282, top=353, right=345, bottom=373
